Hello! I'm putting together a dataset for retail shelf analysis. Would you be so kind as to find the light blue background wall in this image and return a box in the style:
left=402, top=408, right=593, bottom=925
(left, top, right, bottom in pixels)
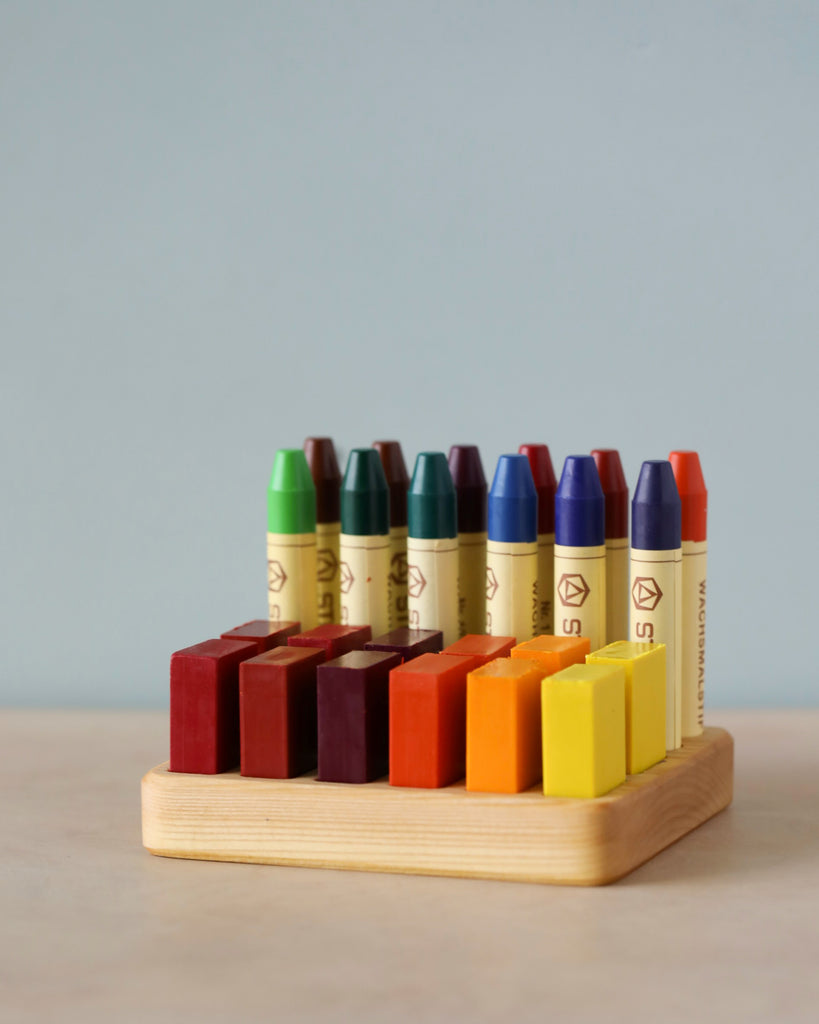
left=1, top=2, right=816, bottom=707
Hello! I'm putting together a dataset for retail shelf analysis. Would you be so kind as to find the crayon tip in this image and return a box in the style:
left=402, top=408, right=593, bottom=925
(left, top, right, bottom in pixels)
left=518, top=444, right=556, bottom=534
left=373, top=440, right=409, bottom=528
left=268, top=449, right=317, bottom=534
left=632, top=460, right=681, bottom=550
left=303, top=437, right=341, bottom=524
left=408, top=452, right=457, bottom=539
left=669, top=451, right=707, bottom=542
left=488, top=454, right=537, bottom=544
left=555, top=455, right=604, bottom=547
left=591, top=449, right=628, bottom=540
left=341, top=448, right=390, bottom=537
left=448, top=444, right=487, bottom=533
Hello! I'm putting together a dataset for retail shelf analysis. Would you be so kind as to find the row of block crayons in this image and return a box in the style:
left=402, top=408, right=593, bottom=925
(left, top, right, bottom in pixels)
left=169, top=622, right=669, bottom=798
left=268, top=440, right=707, bottom=753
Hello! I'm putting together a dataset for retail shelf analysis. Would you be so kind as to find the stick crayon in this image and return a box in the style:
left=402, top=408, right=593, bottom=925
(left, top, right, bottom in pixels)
left=303, top=437, right=341, bottom=625
left=669, top=450, right=707, bottom=738
left=554, top=455, right=606, bottom=651
left=373, top=441, right=410, bottom=629
left=485, top=454, right=538, bottom=642
left=630, top=460, right=682, bottom=751
left=339, top=448, right=391, bottom=638
left=591, top=449, right=629, bottom=644
left=518, top=444, right=556, bottom=635
left=448, top=445, right=487, bottom=638
left=406, top=452, right=459, bottom=647
left=267, top=449, right=318, bottom=630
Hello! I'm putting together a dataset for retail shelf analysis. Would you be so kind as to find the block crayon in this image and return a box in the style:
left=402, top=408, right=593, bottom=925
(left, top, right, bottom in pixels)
left=518, top=444, right=556, bottom=634
left=406, top=452, right=459, bottom=647
left=317, top=650, right=401, bottom=783
left=466, top=657, right=545, bottom=793
left=554, top=455, right=606, bottom=651
left=510, top=634, right=590, bottom=674
left=288, top=623, right=372, bottom=660
left=239, top=646, right=324, bottom=778
left=267, top=449, right=318, bottom=630
left=364, top=628, right=443, bottom=661
left=339, top=449, right=391, bottom=638
left=669, top=450, right=707, bottom=738
left=630, top=460, right=682, bottom=751
left=304, top=437, right=341, bottom=625
left=485, top=454, right=538, bottom=642
left=591, top=448, right=629, bottom=644
left=448, top=445, right=487, bottom=637
left=389, top=653, right=480, bottom=788
left=541, top=662, right=626, bottom=798
left=220, top=619, right=300, bottom=656
left=440, top=633, right=516, bottom=667
left=170, top=638, right=258, bottom=774
left=373, top=441, right=410, bottom=629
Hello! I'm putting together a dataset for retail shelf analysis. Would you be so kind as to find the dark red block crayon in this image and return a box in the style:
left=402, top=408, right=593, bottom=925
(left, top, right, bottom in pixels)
left=518, top=444, right=557, bottom=634
left=288, top=623, right=372, bottom=660
left=220, top=619, right=300, bottom=656
left=373, top=440, right=410, bottom=628
left=240, top=646, right=324, bottom=778
left=303, top=437, right=342, bottom=625
left=170, top=638, right=258, bottom=774
left=364, top=628, right=443, bottom=662
left=317, top=650, right=401, bottom=783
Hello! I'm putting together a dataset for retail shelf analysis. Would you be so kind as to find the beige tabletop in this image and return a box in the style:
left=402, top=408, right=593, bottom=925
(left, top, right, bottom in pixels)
left=3, top=709, right=818, bottom=1023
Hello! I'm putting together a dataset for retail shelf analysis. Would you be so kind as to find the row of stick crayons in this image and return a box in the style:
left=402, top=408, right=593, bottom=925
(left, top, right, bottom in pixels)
left=267, top=440, right=707, bottom=752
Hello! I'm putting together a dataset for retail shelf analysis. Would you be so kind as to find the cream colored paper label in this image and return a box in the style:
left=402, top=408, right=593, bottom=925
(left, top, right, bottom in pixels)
left=536, top=531, right=555, bottom=635
left=554, top=544, right=606, bottom=652
left=387, top=525, right=408, bottom=629
left=605, top=537, right=629, bottom=645
left=457, top=531, right=487, bottom=638
left=267, top=532, right=318, bottom=631
left=339, top=533, right=391, bottom=638
left=681, top=540, right=706, bottom=737
left=485, top=540, right=538, bottom=643
left=407, top=536, right=459, bottom=647
left=315, top=521, right=341, bottom=625
left=630, top=546, right=683, bottom=751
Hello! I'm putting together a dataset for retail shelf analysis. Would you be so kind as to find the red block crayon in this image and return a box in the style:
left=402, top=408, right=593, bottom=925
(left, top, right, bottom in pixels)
left=440, top=633, right=516, bottom=667
left=364, top=628, right=443, bottom=662
left=288, top=623, right=372, bottom=660
left=220, top=619, right=300, bottom=656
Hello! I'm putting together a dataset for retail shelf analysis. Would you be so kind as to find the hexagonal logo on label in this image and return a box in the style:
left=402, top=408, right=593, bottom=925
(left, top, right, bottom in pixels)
left=486, top=566, right=499, bottom=601
left=268, top=560, right=287, bottom=593
left=632, top=576, right=663, bottom=611
left=557, top=573, right=589, bottom=607
left=317, top=548, right=338, bottom=583
left=407, top=564, right=426, bottom=599
left=339, top=561, right=354, bottom=594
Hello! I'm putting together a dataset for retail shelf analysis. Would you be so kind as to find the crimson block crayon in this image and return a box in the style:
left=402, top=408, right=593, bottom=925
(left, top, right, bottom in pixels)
left=554, top=455, right=606, bottom=651
left=304, top=437, right=342, bottom=625
left=220, top=619, right=300, bottom=656
left=364, top=628, right=444, bottom=661
left=669, top=450, right=707, bottom=738
left=448, top=445, right=487, bottom=637
left=519, top=444, right=556, bottom=634
left=591, top=449, right=629, bottom=643
left=288, top=623, right=372, bottom=660
left=340, top=449, right=391, bottom=637
left=631, top=460, right=682, bottom=751
left=441, top=633, right=516, bottom=666
left=485, top=454, right=538, bottom=642
left=170, top=638, right=258, bottom=774
left=373, top=441, right=410, bottom=628
left=267, top=449, right=318, bottom=630
left=407, top=452, right=459, bottom=646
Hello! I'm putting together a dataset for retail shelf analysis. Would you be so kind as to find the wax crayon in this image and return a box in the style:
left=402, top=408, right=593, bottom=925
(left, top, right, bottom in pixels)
left=440, top=633, right=516, bottom=666
left=288, top=623, right=372, bottom=660
left=591, top=449, right=629, bottom=643
left=364, top=628, right=443, bottom=661
left=631, top=460, right=682, bottom=751
left=485, top=455, right=538, bottom=642
left=554, top=455, right=606, bottom=651
left=239, top=646, right=324, bottom=778
left=669, top=450, right=707, bottom=738
left=373, top=441, right=410, bottom=628
left=339, top=449, right=391, bottom=638
left=406, top=452, right=459, bottom=646
left=220, top=619, right=300, bottom=656
left=448, top=445, right=487, bottom=637
left=267, top=449, right=318, bottom=630
left=518, top=444, right=556, bottom=634
left=304, top=437, right=341, bottom=625
left=510, top=634, right=590, bottom=674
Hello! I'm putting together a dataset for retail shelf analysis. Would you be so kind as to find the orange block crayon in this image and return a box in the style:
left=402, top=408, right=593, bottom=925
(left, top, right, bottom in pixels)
left=440, top=633, right=516, bottom=667
left=389, top=653, right=481, bottom=789
left=466, top=658, right=546, bottom=793
left=510, top=635, right=590, bottom=675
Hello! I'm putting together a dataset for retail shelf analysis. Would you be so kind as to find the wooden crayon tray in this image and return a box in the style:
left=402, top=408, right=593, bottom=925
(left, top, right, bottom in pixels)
left=141, top=726, right=733, bottom=886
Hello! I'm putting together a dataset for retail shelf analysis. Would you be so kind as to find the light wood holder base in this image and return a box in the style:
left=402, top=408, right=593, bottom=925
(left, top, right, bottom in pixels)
left=142, top=726, right=733, bottom=886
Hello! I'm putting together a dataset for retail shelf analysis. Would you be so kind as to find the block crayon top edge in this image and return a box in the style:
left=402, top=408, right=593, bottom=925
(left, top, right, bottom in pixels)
left=555, top=455, right=604, bottom=547
left=288, top=623, right=372, bottom=658
left=518, top=444, right=556, bottom=534
left=373, top=441, right=410, bottom=528
left=364, top=628, right=443, bottom=659
left=390, top=651, right=482, bottom=681
left=441, top=634, right=516, bottom=664
left=171, top=638, right=260, bottom=662
left=303, top=437, right=341, bottom=524
left=448, top=445, right=487, bottom=533
left=488, top=454, right=537, bottom=543
left=268, top=449, right=316, bottom=534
